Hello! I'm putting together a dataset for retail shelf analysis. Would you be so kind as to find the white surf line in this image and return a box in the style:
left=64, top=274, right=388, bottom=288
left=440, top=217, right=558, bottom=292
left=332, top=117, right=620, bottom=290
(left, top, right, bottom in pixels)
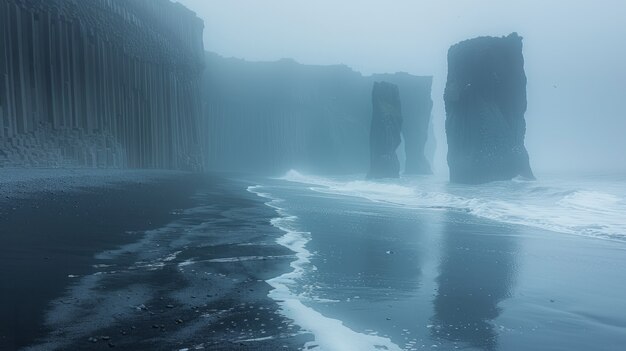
left=207, top=255, right=292, bottom=263
left=247, top=185, right=402, bottom=351
left=280, top=170, right=626, bottom=243
left=234, top=335, right=276, bottom=343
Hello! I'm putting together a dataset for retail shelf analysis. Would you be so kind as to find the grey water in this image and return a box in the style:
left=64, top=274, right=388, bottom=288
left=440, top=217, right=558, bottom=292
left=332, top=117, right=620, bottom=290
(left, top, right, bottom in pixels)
left=251, top=171, right=626, bottom=351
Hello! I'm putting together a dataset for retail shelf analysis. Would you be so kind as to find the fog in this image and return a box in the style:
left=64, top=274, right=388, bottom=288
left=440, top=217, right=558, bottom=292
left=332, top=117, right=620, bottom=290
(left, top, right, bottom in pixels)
left=178, top=0, right=626, bottom=174
left=2, top=1, right=626, bottom=349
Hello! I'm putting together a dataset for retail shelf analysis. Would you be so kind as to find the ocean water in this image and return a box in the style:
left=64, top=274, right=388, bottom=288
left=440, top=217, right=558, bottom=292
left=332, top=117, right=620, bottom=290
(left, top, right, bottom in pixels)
left=280, top=170, right=626, bottom=242
left=249, top=170, right=626, bottom=351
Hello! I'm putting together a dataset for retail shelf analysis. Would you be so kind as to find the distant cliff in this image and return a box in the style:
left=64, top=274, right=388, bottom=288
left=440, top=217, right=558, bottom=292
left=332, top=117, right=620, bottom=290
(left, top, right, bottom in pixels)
left=0, top=0, right=205, bottom=169
left=445, top=33, right=534, bottom=184
left=203, top=53, right=433, bottom=175
left=368, top=82, right=402, bottom=179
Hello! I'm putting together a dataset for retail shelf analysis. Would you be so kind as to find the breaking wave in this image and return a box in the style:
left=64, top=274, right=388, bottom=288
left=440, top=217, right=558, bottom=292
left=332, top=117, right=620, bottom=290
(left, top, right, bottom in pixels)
left=281, top=170, right=626, bottom=242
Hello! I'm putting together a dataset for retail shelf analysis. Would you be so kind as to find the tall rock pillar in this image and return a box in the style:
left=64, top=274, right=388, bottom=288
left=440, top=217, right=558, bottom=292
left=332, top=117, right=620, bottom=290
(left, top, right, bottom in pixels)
left=445, top=33, right=534, bottom=184
left=367, top=81, right=402, bottom=179
left=402, top=76, right=433, bottom=174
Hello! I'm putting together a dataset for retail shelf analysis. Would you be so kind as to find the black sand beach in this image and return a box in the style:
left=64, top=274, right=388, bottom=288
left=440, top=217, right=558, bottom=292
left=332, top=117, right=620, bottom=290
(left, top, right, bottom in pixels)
left=2, top=171, right=625, bottom=351
left=0, top=171, right=310, bottom=350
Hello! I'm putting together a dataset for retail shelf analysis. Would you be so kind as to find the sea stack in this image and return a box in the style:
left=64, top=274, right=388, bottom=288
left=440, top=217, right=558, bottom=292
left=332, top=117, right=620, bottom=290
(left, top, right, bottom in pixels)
left=367, top=82, right=403, bottom=179
left=369, top=74, right=433, bottom=175
left=445, top=33, right=534, bottom=184
left=401, top=76, right=433, bottom=174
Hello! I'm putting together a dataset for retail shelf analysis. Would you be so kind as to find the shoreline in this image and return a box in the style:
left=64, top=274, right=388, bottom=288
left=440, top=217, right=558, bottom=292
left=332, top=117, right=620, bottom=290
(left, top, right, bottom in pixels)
left=0, top=170, right=204, bottom=349
left=0, top=171, right=311, bottom=350
left=256, top=174, right=626, bottom=351
left=3, top=169, right=625, bottom=350
left=248, top=184, right=404, bottom=351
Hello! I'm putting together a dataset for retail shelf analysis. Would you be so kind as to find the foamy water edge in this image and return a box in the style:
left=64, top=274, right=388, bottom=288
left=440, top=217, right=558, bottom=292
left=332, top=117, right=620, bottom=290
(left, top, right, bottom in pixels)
left=279, top=170, right=626, bottom=242
left=247, top=185, right=402, bottom=351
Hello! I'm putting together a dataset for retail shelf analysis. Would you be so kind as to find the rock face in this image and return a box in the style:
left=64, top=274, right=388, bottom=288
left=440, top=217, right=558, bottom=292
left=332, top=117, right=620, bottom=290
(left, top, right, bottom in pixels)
left=372, top=74, right=433, bottom=174
left=445, top=33, right=534, bottom=184
left=384, top=75, right=433, bottom=174
left=203, top=53, right=433, bottom=175
left=0, top=0, right=205, bottom=169
left=367, top=82, right=403, bottom=179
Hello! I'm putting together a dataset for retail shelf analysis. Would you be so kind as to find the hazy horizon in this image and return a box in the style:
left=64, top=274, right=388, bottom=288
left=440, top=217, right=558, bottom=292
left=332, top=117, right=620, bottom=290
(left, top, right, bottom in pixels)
left=178, top=0, right=626, bottom=174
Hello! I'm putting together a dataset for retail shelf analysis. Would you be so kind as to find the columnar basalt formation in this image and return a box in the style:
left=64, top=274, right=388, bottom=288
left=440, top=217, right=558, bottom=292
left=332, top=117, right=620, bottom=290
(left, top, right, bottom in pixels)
left=445, top=33, right=534, bottom=184
left=203, top=53, right=433, bottom=175
left=367, top=81, right=402, bottom=179
left=0, top=0, right=205, bottom=169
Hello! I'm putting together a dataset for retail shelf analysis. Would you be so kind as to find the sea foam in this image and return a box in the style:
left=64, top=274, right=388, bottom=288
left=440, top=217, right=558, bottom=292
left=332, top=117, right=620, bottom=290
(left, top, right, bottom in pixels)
left=247, top=185, right=402, bottom=351
left=280, top=170, right=626, bottom=242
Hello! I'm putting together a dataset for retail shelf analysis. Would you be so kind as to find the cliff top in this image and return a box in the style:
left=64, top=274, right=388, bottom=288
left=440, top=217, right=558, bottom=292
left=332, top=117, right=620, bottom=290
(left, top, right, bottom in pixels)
left=11, top=0, right=204, bottom=68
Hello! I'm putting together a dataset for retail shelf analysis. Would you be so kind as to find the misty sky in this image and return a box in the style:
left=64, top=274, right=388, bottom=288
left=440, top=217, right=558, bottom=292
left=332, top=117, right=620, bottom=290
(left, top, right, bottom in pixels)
left=178, top=0, right=626, bottom=173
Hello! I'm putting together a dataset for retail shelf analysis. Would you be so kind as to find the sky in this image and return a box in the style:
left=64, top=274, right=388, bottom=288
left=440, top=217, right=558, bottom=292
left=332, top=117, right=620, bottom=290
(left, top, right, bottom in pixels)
left=178, top=0, right=626, bottom=174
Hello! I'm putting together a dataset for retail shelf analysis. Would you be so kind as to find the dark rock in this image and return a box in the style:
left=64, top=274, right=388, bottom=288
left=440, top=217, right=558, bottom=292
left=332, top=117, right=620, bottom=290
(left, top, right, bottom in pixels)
left=371, top=74, right=433, bottom=174
left=367, top=82, right=403, bottom=179
left=0, top=0, right=205, bottom=170
left=402, top=81, right=434, bottom=174
left=445, top=32, right=535, bottom=184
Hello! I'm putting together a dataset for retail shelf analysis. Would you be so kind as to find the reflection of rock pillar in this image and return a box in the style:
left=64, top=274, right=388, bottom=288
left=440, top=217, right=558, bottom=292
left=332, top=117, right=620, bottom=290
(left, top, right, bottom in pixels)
left=445, top=33, right=534, bottom=184
left=367, top=81, right=402, bottom=179
left=431, top=214, right=518, bottom=350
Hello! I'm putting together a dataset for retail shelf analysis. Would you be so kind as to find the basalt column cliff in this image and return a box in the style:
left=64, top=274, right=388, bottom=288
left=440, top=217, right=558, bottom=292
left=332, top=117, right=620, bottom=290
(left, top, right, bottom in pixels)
left=0, top=0, right=205, bottom=169
left=445, top=33, right=534, bottom=184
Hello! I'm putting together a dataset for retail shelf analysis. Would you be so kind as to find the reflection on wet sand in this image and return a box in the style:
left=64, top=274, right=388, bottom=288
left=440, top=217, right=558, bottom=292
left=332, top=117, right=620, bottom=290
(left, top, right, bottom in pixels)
left=431, top=213, right=519, bottom=350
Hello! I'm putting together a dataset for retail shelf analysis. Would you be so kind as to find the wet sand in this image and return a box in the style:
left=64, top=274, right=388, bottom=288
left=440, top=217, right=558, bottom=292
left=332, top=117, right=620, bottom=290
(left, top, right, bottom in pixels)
left=260, top=180, right=626, bottom=351
left=4, top=171, right=625, bottom=351
left=0, top=171, right=310, bottom=350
